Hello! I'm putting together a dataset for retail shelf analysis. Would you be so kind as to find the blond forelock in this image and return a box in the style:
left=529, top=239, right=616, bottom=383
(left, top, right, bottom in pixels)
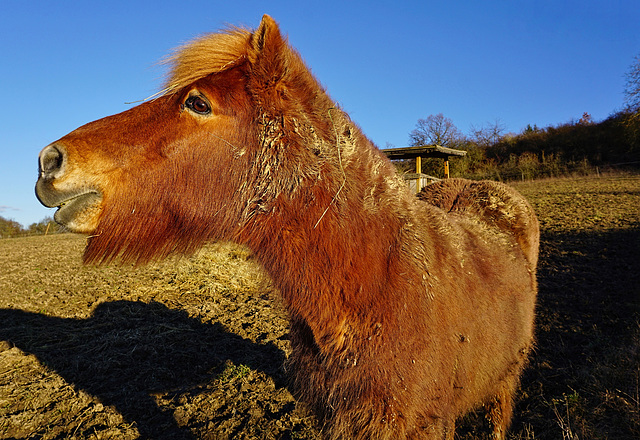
left=162, top=27, right=252, bottom=94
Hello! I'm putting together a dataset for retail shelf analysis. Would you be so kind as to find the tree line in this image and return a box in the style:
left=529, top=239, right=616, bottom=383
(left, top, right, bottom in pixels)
left=398, top=109, right=639, bottom=182
left=0, top=216, right=62, bottom=239
left=396, top=54, right=640, bottom=181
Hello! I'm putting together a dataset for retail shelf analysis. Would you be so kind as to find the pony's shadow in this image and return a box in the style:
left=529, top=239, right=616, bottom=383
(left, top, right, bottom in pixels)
left=0, top=300, right=288, bottom=439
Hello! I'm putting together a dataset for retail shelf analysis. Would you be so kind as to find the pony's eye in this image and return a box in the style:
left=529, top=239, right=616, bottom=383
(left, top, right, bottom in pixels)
left=184, top=96, right=211, bottom=115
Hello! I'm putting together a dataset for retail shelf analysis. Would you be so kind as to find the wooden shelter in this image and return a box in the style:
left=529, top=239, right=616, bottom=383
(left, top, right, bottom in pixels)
left=383, top=145, right=467, bottom=193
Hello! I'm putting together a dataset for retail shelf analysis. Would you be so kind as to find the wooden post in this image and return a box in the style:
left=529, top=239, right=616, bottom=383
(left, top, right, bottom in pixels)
left=45, top=222, right=51, bottom=236
left=444, top=159, right=450, bottom=178
left=416, top=156, right=422, bottom=193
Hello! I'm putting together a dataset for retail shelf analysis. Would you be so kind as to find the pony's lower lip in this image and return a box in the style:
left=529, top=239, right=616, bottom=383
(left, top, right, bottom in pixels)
left=53, top=192, right=102, bottom=225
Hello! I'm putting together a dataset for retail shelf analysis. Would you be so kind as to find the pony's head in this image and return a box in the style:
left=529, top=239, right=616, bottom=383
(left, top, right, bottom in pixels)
left=36, top=15, right=343, bottom=264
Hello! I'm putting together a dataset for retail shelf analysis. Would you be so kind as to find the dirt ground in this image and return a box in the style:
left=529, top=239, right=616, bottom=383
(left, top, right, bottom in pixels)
left=1, top=174, right=639, bottom=439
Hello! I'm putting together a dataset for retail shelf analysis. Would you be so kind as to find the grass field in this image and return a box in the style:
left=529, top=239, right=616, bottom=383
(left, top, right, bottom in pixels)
left=1, top=175, right=639, bottom=439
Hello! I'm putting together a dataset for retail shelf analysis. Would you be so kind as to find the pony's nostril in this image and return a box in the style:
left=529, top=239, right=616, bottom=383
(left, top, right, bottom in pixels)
left=39, top=145, right=65, bottom=177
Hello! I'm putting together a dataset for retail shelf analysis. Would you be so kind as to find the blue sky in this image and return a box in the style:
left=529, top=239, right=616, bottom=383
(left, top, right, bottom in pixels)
left=2, top=0, right=639, bottom=227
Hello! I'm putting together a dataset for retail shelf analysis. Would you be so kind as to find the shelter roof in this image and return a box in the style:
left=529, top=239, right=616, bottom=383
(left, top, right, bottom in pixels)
left=382, top=145, right=467, bottom=160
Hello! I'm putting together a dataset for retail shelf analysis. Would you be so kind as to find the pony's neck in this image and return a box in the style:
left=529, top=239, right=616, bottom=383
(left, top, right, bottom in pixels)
left=240, top=123, right=415, bottom=348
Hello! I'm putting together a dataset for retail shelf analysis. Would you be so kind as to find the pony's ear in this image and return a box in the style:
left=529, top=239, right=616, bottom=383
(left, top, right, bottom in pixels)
left=250, top=15, right=280, bottom=54
left=247, top=15, right=287, bottom=75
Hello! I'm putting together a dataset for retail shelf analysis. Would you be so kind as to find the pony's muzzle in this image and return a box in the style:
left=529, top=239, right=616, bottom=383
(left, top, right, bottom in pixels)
left=35, top=143, right=74, bottom=208
left=36, top=142, right=102, bottom=230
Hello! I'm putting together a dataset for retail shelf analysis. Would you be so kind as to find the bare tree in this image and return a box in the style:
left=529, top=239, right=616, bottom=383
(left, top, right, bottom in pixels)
left=409, top=113, right=463, bottom=148
left=623, top=54, right=640, bottom=141
left=469, top=119, right=507, bottom=148
left=624, top=54, right=640, bottom=114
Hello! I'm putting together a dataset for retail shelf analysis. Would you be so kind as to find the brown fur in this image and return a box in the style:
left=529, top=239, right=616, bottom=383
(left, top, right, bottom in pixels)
left=36, top=15, right=539, bottom=439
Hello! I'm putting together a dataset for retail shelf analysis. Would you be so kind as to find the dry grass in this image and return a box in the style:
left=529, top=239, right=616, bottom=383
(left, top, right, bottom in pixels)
left=509, top=175, right=640, bottom=440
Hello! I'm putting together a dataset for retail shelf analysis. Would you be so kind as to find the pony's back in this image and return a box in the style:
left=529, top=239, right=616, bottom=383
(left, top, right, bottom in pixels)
left=419, top=179, right=539, bottom=268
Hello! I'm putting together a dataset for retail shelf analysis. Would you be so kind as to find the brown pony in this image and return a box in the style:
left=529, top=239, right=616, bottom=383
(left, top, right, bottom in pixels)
left=35, top=15, right=539, bottom=439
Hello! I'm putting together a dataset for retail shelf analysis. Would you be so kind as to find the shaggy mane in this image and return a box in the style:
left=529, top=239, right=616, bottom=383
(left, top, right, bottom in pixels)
left=162, top=27, right=251, bottom=94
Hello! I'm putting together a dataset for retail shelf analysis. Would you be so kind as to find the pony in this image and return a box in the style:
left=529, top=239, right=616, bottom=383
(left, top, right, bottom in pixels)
left=36, top=15, right=539, bottom=439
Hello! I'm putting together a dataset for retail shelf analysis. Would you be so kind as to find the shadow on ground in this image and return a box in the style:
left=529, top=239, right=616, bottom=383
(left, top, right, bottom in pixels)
left=0, top=300, right=287, bottom=439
